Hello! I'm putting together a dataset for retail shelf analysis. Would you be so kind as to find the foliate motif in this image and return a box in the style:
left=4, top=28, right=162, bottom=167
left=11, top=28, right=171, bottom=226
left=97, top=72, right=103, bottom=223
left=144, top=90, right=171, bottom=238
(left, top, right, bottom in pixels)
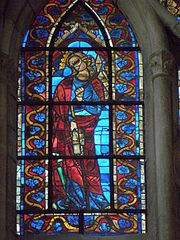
left=18, top=105, right=48, bottom=156
left=16, top=160, right=48, bottom=210
left=17, top=0, right=145, bottom=236
left=112, top=51, right=143, bottom=101
left=114, top=159, right=146, bottom=210
left=150, top=50, right=175, bottom=78
left=159, top=0, right=180, bottom=17
left=84, top=213, right=146, bottom=234
left=25, top=0, right=75, bottom=48
left=167, top=0, right=180, bottom=16
left=113, top=105, right=144, bottom=156
left=53, top=5, right=106, bottom=48
left=24, top=0, right=137, bottom=48
left=17, top=214, right=79, bottom=235
left=84, top=0, right=137, bottom=47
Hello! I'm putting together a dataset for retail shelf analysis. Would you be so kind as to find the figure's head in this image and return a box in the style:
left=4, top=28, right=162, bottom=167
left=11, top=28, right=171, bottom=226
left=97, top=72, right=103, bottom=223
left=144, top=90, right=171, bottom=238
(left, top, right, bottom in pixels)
left=67, top=52, right=95, bottom=75
left=58, top=51, right=95, bottom=81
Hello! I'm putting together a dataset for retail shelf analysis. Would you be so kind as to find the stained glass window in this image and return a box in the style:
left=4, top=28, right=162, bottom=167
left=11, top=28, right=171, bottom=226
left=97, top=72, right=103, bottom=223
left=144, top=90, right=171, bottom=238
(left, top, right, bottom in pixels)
left=17, top=0, right=146, bottom=236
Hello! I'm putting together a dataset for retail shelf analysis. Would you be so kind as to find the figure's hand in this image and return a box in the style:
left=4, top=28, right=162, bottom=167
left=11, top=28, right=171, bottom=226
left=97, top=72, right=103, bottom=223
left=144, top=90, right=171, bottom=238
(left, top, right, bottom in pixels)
left=70, top=120, right=78, bottom=131
left=75, top=87, right=84, bottom=101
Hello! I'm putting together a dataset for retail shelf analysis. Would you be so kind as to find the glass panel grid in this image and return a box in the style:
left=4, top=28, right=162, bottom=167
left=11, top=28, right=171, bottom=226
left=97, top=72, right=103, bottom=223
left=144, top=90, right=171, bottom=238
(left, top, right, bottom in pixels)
left=17, top=214, right=79, bottom=235
left=17, top=0, right=146, bottom=236
left=17, top=105, right=49, bottom=156
left=23, top=51, right=49, bottom=102
left=84, top=213, right=146, bottom=234
left=16, top=160, right=48, bottom=211
left=113, top=104, right=144, bottom=156
left=53, top=5, right=106, bottom=48
left=24, top=0, right=138, bottom=48
left=52, top=104, right=109, bottom=156
left=52, top=50, right=109, bottom=101
left=52, top=158, right=110, bottom=210
left=113, top=159, right=146, bottom=210
left=112, top=51, right=143, bottom=101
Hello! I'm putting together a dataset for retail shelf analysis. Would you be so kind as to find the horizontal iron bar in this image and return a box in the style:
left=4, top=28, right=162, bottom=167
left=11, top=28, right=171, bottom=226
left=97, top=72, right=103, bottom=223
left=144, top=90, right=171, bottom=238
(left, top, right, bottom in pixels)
left=18, top=100, right=144, bottom=106
left=16, top=209, right=146, bottom=214
left=17, top=155, right=146, bottom=160
left=21, top=46, right=140, bottom=52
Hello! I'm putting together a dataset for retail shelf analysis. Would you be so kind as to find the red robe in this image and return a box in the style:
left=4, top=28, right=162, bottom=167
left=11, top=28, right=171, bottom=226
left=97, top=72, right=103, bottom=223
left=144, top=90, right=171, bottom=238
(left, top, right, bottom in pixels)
left=52, top=77, right=105, bottom=207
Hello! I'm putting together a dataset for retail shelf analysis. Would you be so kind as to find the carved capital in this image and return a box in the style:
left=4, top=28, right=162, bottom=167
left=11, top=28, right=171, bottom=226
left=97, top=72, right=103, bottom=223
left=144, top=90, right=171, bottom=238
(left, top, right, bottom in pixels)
left=150, top=50, right=176, bottom=79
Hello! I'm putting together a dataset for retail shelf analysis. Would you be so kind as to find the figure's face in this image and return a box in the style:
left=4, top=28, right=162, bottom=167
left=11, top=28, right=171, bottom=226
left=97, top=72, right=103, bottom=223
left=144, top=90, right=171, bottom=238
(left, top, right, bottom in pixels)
left=68, top=54, right=90, bottom=72
left=67, top=53, right=95, bottom=81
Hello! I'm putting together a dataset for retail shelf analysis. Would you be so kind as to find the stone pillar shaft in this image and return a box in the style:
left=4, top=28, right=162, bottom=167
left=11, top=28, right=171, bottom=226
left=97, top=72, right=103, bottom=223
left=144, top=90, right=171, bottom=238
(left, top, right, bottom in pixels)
left=150, top=50, right=176, bottom=240
left=0, top=52, right=8, bottom=240
left=0, top=51, right=17, bottom=240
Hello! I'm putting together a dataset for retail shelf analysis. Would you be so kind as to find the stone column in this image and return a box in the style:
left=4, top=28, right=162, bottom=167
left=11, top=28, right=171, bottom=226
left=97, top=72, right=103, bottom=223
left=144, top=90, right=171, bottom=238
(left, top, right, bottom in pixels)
left=147, top=0, right=180, bottom=38
left=0, top=51, right=9, bottom=240
left=0, top=51, right=17, bottom=240
left=150, top=50, right=176, bottom=240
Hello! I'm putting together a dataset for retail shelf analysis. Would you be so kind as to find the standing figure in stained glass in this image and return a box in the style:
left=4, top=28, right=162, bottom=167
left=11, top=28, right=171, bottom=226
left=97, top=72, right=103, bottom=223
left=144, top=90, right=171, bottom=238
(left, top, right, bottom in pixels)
left=52, top=51, right=109, bottom=210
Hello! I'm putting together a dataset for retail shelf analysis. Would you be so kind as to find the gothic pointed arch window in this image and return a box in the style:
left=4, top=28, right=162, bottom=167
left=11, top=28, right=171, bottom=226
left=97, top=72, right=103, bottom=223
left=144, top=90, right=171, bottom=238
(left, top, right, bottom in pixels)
left=17, top=0, right=146, bottom=236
